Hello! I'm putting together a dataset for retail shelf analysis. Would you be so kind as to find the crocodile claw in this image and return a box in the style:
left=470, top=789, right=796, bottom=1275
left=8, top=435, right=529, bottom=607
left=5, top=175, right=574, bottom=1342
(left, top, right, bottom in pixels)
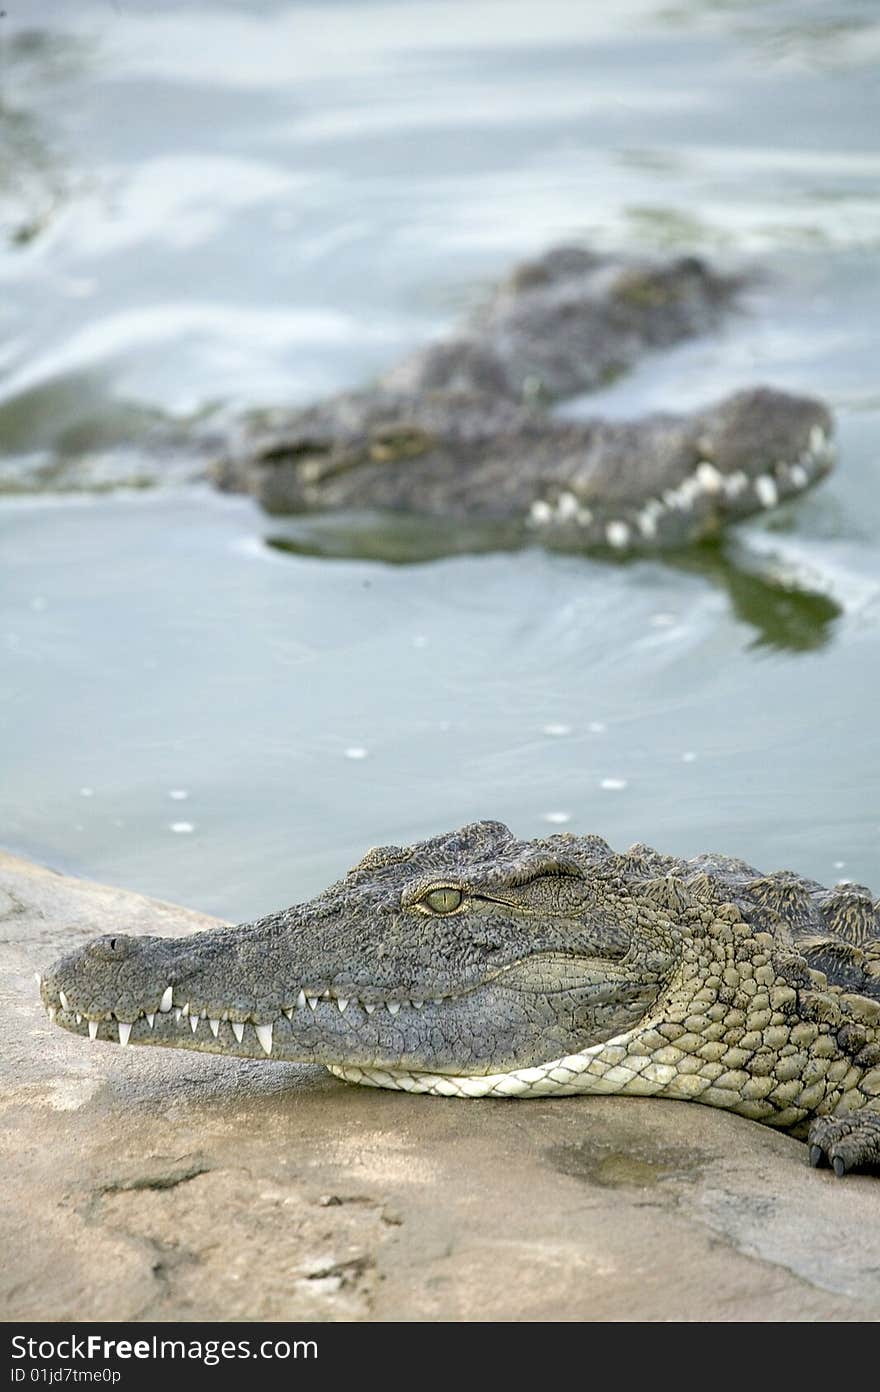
left=807, top=1114, right=880, bottom=1177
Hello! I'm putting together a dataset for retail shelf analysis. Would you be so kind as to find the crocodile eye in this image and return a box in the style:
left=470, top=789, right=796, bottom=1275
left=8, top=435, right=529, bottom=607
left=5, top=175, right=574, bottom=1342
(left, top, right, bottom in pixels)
left=424, top=887, right=463, bottom=914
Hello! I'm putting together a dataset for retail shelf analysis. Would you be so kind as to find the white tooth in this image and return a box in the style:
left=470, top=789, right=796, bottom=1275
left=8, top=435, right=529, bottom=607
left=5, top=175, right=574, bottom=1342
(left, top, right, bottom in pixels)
left=637, top=509, right=658, bottom=539
left=34, top=972, right=42, bottom=987
left=296, top=989, right=306, bottom=1009
left=75, top=1013, right=82, bottom=1025
left=364, top=1002, right=376, bottom=1014
left=337, top=998, right=349, bottom=1012
left=174, top=1008, right=182, bottom=1024
left=146, top=1013, right=155, bottom=1028
left=59, top=990, right=70, bottom=1012
left=118, top=1021, right=132, bottom=1047
left=255, top=1022, right=273, bottom=1055
left=790, top=463, right=808, bottom=488
left=88, top=1019, right=99, bottom=1041
left=387, top=1001, right=401, bottom=1015
left=754, top=475, right=778, bottom=508
left=232, top=1020, right=245, bottom=1044
left=724, top=470, right=748, bottom=499
left=695, top=461, right=723, bottom=492
left=431, top=998, right=444, bottom=1005
left=190, top=1015, right=199, bottom=1034
left=605, top=520, right=631, bottom=550
left=557, top=490, right=579, bottom=522
left=159, top=986, right=173, bottom=1013
left=411, top=1000, right=424, bottom=1009
left=528, top=499, right=552, bottom=526
left=181, top=1002, right=190, bottom=1017
left=48, top=1006, right=57, bottom=1023
left=209, top=1017, right=220, bottom=1036
left=307, top=995, right=319, bottom=1011
left=282, top=1008, right=293, bottom=1021
left=684, top=477, right=703, bottom=505
left=809, top=425, right=826, bottom=453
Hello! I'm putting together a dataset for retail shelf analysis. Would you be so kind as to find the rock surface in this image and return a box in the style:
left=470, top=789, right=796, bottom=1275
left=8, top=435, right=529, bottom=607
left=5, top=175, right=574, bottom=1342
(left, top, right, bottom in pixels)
left=3, top=850, right=880, bottom=1322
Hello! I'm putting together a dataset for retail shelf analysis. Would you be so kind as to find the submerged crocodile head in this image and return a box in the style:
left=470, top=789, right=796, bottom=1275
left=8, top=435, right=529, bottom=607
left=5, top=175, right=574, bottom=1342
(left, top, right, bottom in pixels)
left=41, top=822, right=679, bottom=1077
left=213, top=242, right=836, bottom=554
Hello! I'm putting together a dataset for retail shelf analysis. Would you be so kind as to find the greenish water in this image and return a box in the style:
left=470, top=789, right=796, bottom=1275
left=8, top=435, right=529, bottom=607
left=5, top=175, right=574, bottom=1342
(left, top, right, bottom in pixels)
left=1, top=0, right=878, bottom=920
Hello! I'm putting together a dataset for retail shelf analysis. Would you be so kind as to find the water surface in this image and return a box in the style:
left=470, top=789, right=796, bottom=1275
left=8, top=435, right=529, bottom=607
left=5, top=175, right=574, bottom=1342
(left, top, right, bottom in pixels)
left=1, top=0, right=878, bottom=919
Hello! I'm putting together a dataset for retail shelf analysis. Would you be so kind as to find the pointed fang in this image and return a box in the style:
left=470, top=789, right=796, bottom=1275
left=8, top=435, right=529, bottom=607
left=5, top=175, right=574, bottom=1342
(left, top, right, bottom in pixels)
left=59, top=990, right=70, bottom=1012
left=190, top=1015, right=199, bottom=1033
left=296, top=989, right=306, bottom=1009
left=231, top=1020, right=245, bottom=1044
left=307, top=995, right=319, bottom=1011
left=174, top=1008, right=182, bottom=1024
left=364, top=1002, right=376, bottom=1014
left=159, top=986, right=173, bottom=1013
left=387, top=1001, right=401, bottom=1015
left=255, top=1023, right=273, bottom=1055
left=88, top=1019, right=99, bottom=1041
left=75, top=1013, right=82, bottom=1025
left=118, top=1021, right=132, bottom=1047
left=48, top=1006, right=57, bottom=1024
left=209, top=1018, right=220, bottom=1037
left=34, top=972, right=42, bottom=987
left=337, top=998, right=348, bottom=1012
left=146, top=1013, right=155, bottom=1028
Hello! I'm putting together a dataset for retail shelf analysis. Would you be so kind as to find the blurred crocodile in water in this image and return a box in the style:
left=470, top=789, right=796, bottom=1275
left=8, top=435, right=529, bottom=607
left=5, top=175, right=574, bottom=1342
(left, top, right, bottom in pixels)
left=41, top=821, right=880, bottom=1176
left=213, top=246, right=835, bottom=551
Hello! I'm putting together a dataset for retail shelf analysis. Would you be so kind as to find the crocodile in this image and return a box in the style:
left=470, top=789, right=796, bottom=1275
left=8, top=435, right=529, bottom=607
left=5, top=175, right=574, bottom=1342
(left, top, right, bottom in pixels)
left=213, top=245, right=835, bottom=551
left=40, top=821, right=880, bottom=1176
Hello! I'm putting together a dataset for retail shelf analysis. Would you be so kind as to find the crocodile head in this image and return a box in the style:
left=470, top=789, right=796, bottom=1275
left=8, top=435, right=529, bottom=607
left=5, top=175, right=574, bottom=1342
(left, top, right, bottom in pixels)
left=40, top=822, right=680, bottom=1082
left=218, top=385, right=834, bottom=554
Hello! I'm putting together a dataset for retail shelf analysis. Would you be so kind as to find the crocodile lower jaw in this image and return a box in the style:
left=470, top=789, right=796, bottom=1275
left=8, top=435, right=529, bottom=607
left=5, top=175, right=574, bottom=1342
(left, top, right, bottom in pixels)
left=327, top=1029, right=645, bottom=1099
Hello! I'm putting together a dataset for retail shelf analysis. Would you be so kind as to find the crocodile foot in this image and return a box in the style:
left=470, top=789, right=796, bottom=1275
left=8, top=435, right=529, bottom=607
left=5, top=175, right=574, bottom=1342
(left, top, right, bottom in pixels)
left=808, top=1113, right=880, bottom=1176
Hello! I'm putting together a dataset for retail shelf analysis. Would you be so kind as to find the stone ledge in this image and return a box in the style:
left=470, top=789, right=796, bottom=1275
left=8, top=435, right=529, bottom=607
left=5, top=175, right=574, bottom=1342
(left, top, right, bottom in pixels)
left=3, top=849, right=879, bottom=1321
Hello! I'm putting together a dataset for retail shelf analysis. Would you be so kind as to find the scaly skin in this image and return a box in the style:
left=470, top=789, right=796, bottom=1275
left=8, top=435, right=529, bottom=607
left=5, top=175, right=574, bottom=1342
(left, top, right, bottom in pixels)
left=212, top=245, right=835, bottom=551
left=216, top=385, right=833, bottom=550
left=41, top=823, right=880, bottom=1175
left=380, top=245, right=740, bottom=403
